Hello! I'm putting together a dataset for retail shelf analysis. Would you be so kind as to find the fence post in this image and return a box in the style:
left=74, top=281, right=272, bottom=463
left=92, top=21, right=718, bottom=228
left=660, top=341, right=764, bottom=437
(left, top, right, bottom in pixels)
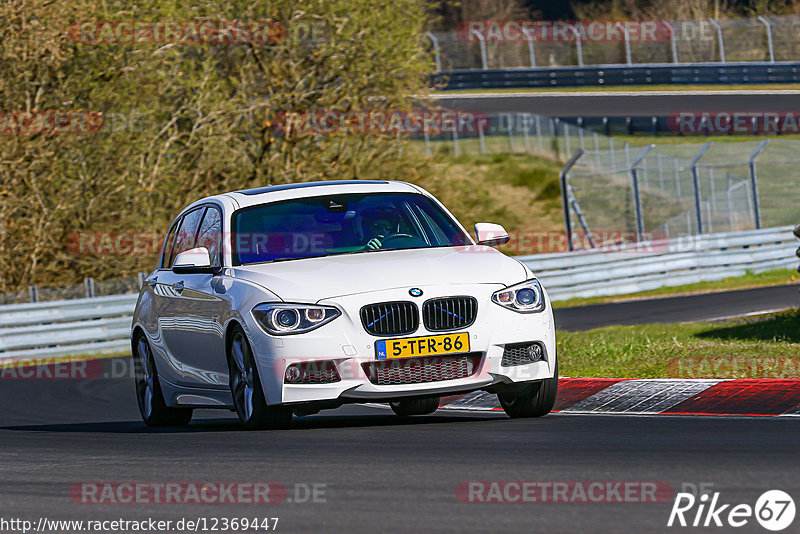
left=593, top=132, right=601, bottom=169
left=630, top=145, right=655, bottom=242
left=28, top=285, right=39, bottom=303
left=138, top=271, right=147, bottom=289
left=609, top=137, right=616, bottom=172
left=426, top=32, right=442, bottom=73
left=690, top=142, right=713, bottom=234
left=475, top=31, right=488, bottom=70
left=748, top=139, right=769, bottom=229
left=534, top=115, right=543, bottom=153
left=423, top=128, right=431, bottom=157
left=568, top=186, right=597, bottom=249
left=521, top=113, right=531, bottom=152
left=84, top=277, right=95, bottom=298
left=757, top=16, right=775, bottom=63
left=551, top=118, right=560, bottom=159
left=522, top=26, right=536, bottom=67
left=726, top=173, right=734, bottom=231
left=616, top=22, right=632, bottom=65
left=452, top=122, right=460, bottom=156
left=560, top=149, right=585, bottom=252
left=568, top=24, right=584, bottom=67
left=663, top=21, right=679, bottom=63
left=507, top=113, right=516, bottom=152
left=709, top=18, right=726, bottom=63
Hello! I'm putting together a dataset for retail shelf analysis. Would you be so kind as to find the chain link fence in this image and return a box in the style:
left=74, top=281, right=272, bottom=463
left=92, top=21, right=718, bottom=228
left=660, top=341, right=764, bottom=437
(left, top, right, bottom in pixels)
left=563, top=138, right=800, bottom=250
left=430, top=15, right=800, bottom=71
left=408, top=109, right=800, bottom=252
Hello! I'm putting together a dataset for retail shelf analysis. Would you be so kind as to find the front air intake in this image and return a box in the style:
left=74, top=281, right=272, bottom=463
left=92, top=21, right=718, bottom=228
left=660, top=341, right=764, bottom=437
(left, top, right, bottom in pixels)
left=360, top=301, right=419, bottom=336
left=422, top=296, right=477, bottom=331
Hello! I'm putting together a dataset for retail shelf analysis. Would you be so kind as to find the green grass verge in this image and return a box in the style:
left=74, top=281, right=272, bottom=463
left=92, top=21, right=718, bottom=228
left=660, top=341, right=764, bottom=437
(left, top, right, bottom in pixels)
left=553, top=269, right=799, bottom=309
left=559, top=308, right=800, bottom=379
left=436, top=83, right=800, bottom=95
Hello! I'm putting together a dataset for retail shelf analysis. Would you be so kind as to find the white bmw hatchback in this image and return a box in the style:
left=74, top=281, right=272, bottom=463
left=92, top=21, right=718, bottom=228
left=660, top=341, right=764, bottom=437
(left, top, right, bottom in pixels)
left=131, top=180, right=557, bottom=428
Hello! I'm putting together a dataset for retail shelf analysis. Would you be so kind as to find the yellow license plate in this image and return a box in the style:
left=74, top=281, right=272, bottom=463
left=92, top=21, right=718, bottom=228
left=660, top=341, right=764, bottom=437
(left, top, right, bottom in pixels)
left=375, top=332, right=470, bottom=360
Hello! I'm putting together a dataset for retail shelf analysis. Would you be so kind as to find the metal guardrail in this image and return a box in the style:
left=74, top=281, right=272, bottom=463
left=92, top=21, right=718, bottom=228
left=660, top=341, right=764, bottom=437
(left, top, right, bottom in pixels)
left=0, top=295, right=137, bottom=360
left=433, top=62, right=800, bottom=90
left=520, top=225, right=797, bottom=300
left=0, top=225, right=796, bottom=360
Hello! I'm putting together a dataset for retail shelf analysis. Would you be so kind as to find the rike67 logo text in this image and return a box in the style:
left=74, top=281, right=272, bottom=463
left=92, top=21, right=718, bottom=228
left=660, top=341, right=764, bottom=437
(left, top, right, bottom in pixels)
left=668, top=490, right=795, bottom=531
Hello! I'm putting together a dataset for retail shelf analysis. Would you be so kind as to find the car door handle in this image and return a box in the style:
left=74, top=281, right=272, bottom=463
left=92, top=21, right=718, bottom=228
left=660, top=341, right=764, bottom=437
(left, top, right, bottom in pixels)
left=172, top=281, right=185, bottom=293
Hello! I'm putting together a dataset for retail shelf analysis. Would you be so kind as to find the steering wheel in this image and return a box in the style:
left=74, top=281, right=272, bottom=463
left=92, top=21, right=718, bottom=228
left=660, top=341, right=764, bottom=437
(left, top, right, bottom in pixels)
left=379, top=233, right=424, bottom=248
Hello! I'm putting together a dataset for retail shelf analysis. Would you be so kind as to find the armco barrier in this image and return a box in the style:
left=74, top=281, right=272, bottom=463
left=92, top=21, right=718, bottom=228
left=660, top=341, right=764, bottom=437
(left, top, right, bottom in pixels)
left=0, top=295, right=137, bottom=360
left=520, top=225, right=797, bottom=300
left=0, top=226, right=796, bottom=360
left=433, top=62, right=800, bottom=90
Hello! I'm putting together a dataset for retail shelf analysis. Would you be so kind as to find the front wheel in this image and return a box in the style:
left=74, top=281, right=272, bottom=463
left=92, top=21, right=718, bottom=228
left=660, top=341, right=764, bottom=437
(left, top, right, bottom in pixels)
left=390, top=396, right=441, bottom=416
left=498, top=363, right=558, bottom=418
left=228, top=325, right=292, bottom=430
left=133, top=332, right=192, bottom=427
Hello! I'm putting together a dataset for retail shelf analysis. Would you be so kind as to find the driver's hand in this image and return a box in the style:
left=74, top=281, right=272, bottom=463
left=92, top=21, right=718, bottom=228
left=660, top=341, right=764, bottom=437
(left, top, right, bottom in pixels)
left=366, top=237, right=383, bottom=250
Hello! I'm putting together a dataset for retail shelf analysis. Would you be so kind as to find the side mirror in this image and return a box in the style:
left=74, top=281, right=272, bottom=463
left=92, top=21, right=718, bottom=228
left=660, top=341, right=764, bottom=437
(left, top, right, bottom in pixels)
left=475, top=223, right=510, bottom=247
left=172, top=247, right=219, bottom=274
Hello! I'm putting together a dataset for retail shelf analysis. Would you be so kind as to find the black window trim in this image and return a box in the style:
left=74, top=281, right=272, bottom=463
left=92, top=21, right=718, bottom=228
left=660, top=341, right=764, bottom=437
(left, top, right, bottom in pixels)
left=158, top=202, right=225, bottom=271
left=195, top=204, right=224, bottom=269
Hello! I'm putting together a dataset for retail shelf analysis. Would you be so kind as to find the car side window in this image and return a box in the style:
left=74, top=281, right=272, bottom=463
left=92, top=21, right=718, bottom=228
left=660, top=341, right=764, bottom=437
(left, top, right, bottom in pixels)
left=160, top=218, right=181, bottom=269
left=195, top=206, right=223, bottom=267
left=168, top=208, right=205, bottom=268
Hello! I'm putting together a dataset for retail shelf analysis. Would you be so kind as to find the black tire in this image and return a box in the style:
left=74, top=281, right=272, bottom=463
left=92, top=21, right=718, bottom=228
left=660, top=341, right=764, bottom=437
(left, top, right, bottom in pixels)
left=228, top=325, right=292, bottom=430
left=390, top=396, right=441, bottom=416
left=133, top=331, right=193, bottom=427
left=498, top=363, right=558, bottom=418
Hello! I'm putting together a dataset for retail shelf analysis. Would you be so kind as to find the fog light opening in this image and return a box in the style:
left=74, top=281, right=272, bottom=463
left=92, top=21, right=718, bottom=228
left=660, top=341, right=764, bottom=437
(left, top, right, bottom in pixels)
left=528, top=343, right=544, bottom=363
left=285, top=365, right=303, bottom=382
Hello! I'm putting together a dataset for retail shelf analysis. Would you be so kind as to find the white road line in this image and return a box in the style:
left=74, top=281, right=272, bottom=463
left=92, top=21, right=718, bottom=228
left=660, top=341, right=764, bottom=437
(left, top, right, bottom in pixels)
left=432, top=90, right=800, bottom=99
left=681, top=306, right=794, bottom=324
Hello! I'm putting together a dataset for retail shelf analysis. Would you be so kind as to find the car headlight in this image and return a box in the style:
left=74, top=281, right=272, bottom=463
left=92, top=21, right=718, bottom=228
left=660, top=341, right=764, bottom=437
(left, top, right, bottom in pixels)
left=252, top=303, right=341, bottom=335
left=491, top=279, right=545, bottom=313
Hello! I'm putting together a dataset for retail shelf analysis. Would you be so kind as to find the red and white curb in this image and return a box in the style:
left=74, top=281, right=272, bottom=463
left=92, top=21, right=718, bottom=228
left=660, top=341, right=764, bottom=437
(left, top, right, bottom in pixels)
left=440, top=379, right=800, bottom=417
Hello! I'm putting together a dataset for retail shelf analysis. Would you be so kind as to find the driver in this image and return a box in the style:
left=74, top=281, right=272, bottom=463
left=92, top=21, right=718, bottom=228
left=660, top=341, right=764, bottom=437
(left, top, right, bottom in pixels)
left=361, top=207, right=399, bottom=250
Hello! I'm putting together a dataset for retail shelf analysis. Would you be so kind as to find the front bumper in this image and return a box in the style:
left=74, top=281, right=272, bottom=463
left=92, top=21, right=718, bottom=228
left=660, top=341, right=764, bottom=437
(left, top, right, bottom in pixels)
left=243, top=284, right=557, bottom=405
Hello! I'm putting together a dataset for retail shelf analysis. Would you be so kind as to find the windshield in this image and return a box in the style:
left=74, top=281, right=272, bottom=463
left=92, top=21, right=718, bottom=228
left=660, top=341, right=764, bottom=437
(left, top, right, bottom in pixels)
left=233, top=192, right=471, bottom=265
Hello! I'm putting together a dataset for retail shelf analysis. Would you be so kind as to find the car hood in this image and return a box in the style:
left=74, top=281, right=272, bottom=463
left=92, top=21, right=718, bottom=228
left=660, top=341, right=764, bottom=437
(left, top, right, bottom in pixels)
left=231, top=246, right=529, bottom=301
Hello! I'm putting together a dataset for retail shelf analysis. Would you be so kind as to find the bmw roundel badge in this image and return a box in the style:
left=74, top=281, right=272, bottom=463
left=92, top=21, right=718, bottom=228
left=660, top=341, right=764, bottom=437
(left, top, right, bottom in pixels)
left=409, top=288, right=423, bottom=297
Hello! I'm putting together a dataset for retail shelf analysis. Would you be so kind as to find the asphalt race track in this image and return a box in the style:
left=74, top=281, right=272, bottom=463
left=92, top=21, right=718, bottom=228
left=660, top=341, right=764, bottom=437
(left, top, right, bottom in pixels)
left=1, top=286, right=798, bottom=533
left=435, top=90, right=800, bottom=117
left=3, top=373, right=800, bottom=533
left=554, top=283, right=799, bottom=331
